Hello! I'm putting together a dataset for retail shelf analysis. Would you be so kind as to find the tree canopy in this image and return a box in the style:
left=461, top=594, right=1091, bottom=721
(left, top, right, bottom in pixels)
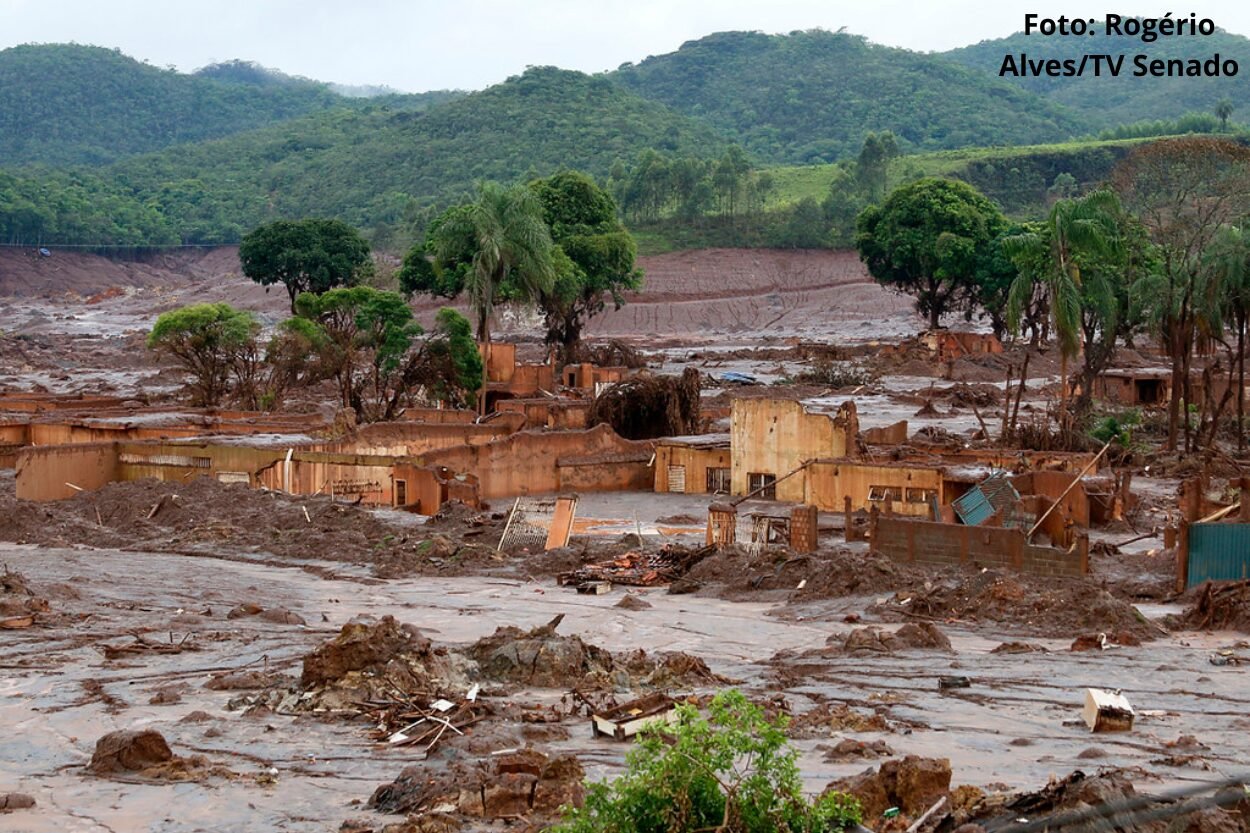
left=240, top=218, right=372, bottom=311
left=146, top=302, right=259, bottom=407
left=406, top=181, right=557, bottom=343
left=856, top=178, right=1009, bottom=330
left=529, top=171, right=643, bottom=352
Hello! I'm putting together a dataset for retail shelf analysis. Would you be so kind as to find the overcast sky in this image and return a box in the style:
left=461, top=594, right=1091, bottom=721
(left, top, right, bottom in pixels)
left=2, top=0, right=1246, bottom=91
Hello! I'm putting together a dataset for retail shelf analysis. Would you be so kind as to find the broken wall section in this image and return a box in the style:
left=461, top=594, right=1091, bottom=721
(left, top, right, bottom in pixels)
left=730, top=399, right=858, bottom=501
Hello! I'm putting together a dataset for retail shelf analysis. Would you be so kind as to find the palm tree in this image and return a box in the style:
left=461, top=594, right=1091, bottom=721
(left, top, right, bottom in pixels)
left=431, top=181, right=556, bottom=344
left=1001, top=190, right=1122, bottom=411
left=1216, top=98, right=1234, bottom=132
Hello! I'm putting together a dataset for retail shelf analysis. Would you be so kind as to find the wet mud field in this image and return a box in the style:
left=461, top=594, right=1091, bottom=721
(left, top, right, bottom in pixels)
left=3, top=533, right=1248, bottom=832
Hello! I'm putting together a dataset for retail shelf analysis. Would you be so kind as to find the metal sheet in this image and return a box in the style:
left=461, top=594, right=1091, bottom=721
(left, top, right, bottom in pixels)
left=952, top=473, right=1020, bottom=526
left=1187, top=523, right=1250, bottom=588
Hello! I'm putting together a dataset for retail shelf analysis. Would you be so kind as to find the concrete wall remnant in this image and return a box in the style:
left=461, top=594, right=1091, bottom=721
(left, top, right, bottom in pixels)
left=730, top=399, right=857, bottom=501
left=871, top=513, right=1088, bottom=578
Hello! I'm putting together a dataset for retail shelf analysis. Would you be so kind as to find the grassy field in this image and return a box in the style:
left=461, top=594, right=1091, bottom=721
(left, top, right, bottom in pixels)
left=761, top=135, right=1159, bottom=209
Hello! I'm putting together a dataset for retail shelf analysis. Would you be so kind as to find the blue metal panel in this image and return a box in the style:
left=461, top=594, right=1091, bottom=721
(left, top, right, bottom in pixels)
left=1187, top=524, right=1250, bottom=588
left=952, top=473, right=1020, bottom=526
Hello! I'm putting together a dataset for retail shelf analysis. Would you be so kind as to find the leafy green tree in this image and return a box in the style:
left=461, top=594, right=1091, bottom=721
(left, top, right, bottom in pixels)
left=422, top=181, right=557, bottom=344
left=240, top=218, right=372, bottom=312
left=293, top=288, right=481, bottom=418
left=553, top=689, right=862, bottom=833
left=856, top=131, right=899, bottom=203
left=529, top=171, right=642, bottom=354
left=856, top=178, right=1008, bottom=330
left=295, top=287, right=419, bottom=419
left=410, top=308, right=484, bottom=409
left=147, top=303, right=259, bottom=407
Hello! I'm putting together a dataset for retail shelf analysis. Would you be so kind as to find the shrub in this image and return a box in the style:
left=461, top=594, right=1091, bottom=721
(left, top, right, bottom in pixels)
left=552, top=689, right=862, bottom=833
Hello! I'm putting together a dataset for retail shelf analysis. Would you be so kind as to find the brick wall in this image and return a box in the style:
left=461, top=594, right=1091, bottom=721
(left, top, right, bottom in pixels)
left=872, top=515, right=1087, bottom=578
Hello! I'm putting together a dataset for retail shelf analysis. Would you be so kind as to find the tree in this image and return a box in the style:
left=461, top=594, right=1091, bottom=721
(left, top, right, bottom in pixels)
left=1201, top=225, right=1250, bottom=451
left=1113, top=138, right=1250, bottom=451
left=1001, top=190, right=1123, bottom=412
left=528, top=171, right=642, bottom=356
left=855, top=131, right=899, bottom=203
left=147, top=303, right=258, bottom=407
left=856, top=178, right=1008, bottom=330
left=293, top=287, right=481, bottom=419
left=552, top=689, right=862, bottom=833
left=1215, top=98, right=1234, bottom=132
left=421, top=182, right=557, bottom=344
left=240, top=218, right=372, bottom=312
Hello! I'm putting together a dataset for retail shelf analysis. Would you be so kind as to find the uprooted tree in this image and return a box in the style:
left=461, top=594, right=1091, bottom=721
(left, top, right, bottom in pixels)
left=146, top=302, right=259, bottom=407
left=552, top=689, right=862, bottom=833
left=588, top=368, right=700, bottom=440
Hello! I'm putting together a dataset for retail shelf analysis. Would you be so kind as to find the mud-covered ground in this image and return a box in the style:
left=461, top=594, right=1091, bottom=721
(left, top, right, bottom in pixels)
left=3, top=247, right=1248, bottom=832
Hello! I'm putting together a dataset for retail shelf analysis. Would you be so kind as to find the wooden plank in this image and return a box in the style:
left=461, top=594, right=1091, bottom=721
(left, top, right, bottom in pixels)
left=545, top=495, right=578, bottom=550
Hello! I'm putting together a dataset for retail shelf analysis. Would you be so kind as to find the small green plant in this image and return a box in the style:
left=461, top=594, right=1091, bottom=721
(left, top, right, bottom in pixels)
left=1089, top=408, right=1142, bottom=450
left=552, top=689, right=861, bottom=833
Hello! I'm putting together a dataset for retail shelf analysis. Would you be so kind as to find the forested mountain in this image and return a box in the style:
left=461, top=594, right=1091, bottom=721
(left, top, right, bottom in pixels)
left=944, top=26, right=1250, bottom=129
left=610, top=30, right=1090, bottom=164
left=0, top=44, right=459, bottom=166
left=1, top=66, right=729, bottom=246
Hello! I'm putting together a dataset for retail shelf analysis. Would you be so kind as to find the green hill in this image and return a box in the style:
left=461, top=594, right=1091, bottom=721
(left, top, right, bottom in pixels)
left=2, top=66, right=730, bottom=246
left=0, top=44, right=459, bottom=167
left=944, top=26, right=1250, bottom=129
left=610, top=29, right=1091, bottom=164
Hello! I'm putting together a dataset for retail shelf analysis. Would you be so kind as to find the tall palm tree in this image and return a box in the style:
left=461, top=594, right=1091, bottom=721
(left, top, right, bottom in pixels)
left=1002, top=190, right=1122, bottom=409
left=431, top=181, right=556, bottom=344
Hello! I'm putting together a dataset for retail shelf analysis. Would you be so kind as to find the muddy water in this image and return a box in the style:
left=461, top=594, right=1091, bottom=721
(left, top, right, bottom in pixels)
left=3, top=543, right=1247, bottom=831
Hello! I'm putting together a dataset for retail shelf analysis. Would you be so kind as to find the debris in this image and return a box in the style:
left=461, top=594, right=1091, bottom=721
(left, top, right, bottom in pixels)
left=939, top=676, right=971, bottom=690
left=102, top=634, right=200, bottom=659
left=88, top=729, right=174, bottom=774
left=369, top=749, right=585, bottom=819
left=839, top=623, right=953, bottom=654
left=822, top=755, right=952, bottom=819
left=591, top=692, right=679, bottom=740
left=1176, top=580, right=1250, bottom=634
left=588, top=368, right=700, bottom=440
left=0, top=793, right=35, bottom=812
left=1083, top=688, right=1135, bottom=733
left=577, top=580, right=611, bottom=595
left=615, top=594, right=652, bottom=610
left=301, top=616, right=432, bottom=688
left=557, top=546, right=714, bottom=587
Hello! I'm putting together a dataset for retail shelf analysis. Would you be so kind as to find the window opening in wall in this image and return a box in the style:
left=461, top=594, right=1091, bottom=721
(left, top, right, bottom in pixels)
left=748, top=472, right=777, bottom=500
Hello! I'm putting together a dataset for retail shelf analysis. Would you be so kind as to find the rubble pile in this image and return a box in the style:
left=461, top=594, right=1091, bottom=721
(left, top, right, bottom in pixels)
left=1175, top=580, right=1250, bottom=634
left=88, top=729, right=232, bottom=782
left=824, top=755, right=952, bottom=820
left=0, top=566, right=48, bottom=627
left=556, top=545, right=715, bottom=587
left=684, top=547, right=924, bottom=601
left=874, top=569, right=1159, bottom=640
left=0, top=478, right=501, bottom=578
left=369, top=748, right=584, bottom=823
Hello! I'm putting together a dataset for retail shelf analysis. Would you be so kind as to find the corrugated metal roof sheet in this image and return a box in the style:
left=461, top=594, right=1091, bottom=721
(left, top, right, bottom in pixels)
left=1187, top=524, right=1250, bottom=588
left=952, top=472, right=1020, bottom=526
